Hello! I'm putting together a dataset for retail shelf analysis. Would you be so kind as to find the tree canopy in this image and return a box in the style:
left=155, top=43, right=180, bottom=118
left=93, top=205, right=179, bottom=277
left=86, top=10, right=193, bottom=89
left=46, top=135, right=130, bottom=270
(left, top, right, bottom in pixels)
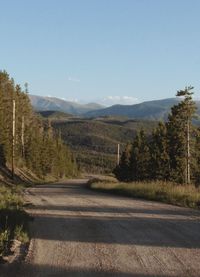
left=0, top=70, right=77, bottom=179
left=114, top=87, right=199, bottom=185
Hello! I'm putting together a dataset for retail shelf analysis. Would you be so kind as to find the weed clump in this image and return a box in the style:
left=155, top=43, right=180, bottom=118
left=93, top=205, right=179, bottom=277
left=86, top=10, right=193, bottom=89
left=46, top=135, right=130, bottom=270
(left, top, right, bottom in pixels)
left=0, top=184, right=29, bottom=259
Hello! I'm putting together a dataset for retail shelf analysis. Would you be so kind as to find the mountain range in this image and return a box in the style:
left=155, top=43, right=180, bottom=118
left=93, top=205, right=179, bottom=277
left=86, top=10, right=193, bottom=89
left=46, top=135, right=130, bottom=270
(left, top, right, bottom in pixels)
left=85, top=98, right=181, bottom=120
left=29, top=95, right=104, bottom=115
left=29, top=95, right=200, bottom=121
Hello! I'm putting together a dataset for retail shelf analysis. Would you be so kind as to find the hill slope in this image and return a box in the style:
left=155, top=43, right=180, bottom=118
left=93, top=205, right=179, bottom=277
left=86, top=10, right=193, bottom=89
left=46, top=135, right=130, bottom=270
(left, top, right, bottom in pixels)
left=47, top=116, right=157, bottom=173
left=85, top=98, right=180, bottom=120
left=29, top=95, right=105, bottom=115
left=30, top=95, right=200, bottom=121
left=85, top=98, right=200, bottom=120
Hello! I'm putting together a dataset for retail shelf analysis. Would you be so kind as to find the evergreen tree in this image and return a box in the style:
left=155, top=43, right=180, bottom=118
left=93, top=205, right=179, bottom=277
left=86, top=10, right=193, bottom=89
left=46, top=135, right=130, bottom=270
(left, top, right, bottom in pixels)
left=167, top=86, right=196, bottom=183
left=0, top=70, right=77, bottom=179
left=113, top=143, right=132, bottom=181
left=192, top=128, right=200, bottom=185
left=150, top=122, right=169, bottom=180
left=113, top=86, right=198, bottom=184
left=130, top=130, right=150, bottom=181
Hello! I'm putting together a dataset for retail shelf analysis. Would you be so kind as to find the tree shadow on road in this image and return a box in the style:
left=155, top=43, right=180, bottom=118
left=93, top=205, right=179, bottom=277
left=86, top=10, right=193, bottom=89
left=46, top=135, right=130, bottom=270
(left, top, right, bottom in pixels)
left=27, top=212, right=200, bottom=249
left=27, top=183, right=200, bottom=249
left=3, top=264, right=180, bottom=277
left=30, top=203, right=200, bottom=217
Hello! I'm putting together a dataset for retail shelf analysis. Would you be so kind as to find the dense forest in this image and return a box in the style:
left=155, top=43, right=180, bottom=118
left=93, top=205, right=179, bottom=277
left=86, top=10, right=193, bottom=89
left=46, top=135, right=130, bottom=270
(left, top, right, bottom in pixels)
left=0, top=71, right=77, bottom=179
left=114, top=87, right=200, bottom=185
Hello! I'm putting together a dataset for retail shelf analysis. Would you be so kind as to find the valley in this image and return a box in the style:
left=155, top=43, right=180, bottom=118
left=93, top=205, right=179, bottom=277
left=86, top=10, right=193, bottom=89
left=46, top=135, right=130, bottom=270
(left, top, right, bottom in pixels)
left=39, top=111, right=157, bottom=173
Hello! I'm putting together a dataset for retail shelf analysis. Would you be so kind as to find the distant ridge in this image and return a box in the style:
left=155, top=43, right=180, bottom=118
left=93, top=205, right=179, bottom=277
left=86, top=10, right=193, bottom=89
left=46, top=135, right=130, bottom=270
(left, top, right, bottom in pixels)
left=29, top=95, right=105, bottom=115
left=84, top=98, right=200, bottom=121
left=38, top=110, right=74, bottom=119
left=29, top=95, right=200, bottom=121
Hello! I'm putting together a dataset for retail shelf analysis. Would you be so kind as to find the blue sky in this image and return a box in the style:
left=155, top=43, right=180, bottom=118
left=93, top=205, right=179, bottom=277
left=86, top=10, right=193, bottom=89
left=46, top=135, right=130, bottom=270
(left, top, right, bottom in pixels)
left=1, top=0, right=200, bottom=105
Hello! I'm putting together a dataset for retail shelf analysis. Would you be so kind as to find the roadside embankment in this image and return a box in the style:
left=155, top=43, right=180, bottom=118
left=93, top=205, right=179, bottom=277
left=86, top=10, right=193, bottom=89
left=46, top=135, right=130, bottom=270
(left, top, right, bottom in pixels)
left=88, top=178, right=200, bottom=209
left=0, top=183, right=30, bottom=263
left=0, top=165, right=77, bottom=264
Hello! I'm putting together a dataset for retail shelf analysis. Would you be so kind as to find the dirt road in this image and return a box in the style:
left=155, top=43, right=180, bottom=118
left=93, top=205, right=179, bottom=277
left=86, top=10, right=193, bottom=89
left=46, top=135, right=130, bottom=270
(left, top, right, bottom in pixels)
left=5, top=179, right=200, bottom=276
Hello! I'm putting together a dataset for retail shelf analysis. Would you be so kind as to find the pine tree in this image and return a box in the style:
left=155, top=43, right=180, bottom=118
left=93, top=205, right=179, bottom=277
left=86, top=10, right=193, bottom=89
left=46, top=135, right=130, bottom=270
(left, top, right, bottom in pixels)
left=150, top=122, right=169, bottom=180
left=192, top=128, right=200, bottom=185
left=167, top=86, right=196, bottom=183
left=113, top=86, right=198, bottom=185
left=130, top=129, right=150, bottom=181
left=113, top=143, right=132, bottom=181
left=0, top=70, right=77, bottom=179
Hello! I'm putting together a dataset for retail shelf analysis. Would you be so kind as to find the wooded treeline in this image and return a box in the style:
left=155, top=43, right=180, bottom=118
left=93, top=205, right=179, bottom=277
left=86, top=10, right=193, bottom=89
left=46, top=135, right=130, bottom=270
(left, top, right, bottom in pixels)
left=50, top=115, right=157, bottom=174
left=114, top=87, right=200, bottom=185
left=0, top=71, right=77, bottom=179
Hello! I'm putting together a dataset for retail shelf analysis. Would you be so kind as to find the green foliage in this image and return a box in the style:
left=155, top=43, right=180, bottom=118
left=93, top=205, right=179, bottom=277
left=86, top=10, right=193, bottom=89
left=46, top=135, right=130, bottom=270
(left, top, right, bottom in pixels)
left=130, top=129, right=150, bottom=181
left=150, top=122, right=170, bottom=180
left=0, top=229, right=10, bottom=256
left=113, top=143, right=132, bottom=181
left=0, top=70, right=77, bottom=179
left=114, top=129, right=151, bottom=182
left=14, top=225, right=29, bottom=243
left=193, top=128, right=200, bottom=184
left=38, top=110, right=73, bottom=119
left=114, top=87, right=200, bottom=185
left=50, top=117, right=156, bottom=173
left=0, top=184, right=29, bottom=257
left=167, top=86, right=196, bottom=183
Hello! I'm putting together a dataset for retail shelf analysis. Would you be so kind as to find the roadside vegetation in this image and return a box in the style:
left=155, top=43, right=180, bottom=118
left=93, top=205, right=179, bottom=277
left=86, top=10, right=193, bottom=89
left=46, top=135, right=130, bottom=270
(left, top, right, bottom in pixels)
left=89, top=87, right=200, bottom=210
left=0, top=183, right=29, bottom=260
left=88, top=179, right=200, bottom=209
left=0, top=70, right=78, bottom=261
left=114, top=86, right=200, bottom=185
left=0, top=70, right=78, bottom=180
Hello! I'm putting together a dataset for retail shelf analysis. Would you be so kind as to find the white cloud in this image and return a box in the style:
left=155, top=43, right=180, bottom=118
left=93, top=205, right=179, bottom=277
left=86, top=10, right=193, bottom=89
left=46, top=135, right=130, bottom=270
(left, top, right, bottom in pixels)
left=68, top=76, right=80, bottom=83
left=66, top=98, right=79, bottom=103
left=99, top=96, right=139, bottom=106
left=56, top=96, right=79, bottom=103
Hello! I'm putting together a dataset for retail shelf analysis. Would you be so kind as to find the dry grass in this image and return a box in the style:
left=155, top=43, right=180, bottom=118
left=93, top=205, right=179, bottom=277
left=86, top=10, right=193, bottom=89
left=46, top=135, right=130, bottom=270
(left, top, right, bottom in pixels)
left=88, top=179, right=200, bottom=209
left=0, top=183, right=30, bottom=258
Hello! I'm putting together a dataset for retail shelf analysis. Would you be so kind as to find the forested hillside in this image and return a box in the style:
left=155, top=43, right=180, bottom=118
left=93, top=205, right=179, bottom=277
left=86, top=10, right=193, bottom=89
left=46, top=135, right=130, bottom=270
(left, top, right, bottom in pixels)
left=0, top=71, right=77, bottom=180
left=39, top=113, right=157, bottom=173
left=114, top=87, right=200, bottom=185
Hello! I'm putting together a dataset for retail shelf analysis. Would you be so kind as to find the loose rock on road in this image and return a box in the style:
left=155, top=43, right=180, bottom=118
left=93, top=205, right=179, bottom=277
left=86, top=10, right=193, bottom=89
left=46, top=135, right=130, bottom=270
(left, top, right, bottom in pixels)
left=4, top=179, right=200, bottom=276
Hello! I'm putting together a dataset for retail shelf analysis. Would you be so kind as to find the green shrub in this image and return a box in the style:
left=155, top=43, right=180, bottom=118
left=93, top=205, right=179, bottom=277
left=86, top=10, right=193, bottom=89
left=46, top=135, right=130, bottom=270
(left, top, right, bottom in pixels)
left=0, top=229, right=10, bottom=257
left=0, top=184, right=30, bottom=257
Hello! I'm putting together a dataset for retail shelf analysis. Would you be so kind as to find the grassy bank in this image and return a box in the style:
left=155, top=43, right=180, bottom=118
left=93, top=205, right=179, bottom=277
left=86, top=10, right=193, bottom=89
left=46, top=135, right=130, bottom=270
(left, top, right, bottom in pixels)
left=0, top=183, right=30, bottom=260
left=88, top=179, right=200, bottom=209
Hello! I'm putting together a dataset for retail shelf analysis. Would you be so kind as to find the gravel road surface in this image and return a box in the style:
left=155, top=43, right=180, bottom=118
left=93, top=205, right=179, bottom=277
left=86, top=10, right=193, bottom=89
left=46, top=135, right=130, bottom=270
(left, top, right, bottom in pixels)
left=3, top=179, right=200, bottom=277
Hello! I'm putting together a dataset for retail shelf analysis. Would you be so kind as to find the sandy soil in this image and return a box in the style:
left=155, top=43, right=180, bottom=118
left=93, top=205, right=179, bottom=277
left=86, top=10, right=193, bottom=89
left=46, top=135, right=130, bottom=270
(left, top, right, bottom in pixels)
left=2, top=179, right=200, bottom=277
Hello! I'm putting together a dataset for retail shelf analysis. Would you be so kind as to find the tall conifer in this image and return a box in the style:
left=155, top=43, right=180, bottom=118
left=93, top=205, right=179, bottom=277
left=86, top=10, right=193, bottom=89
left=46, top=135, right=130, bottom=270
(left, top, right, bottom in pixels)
left=130, top=130, right=150, bottom=181
left=150, top=122, right=169, bottom=180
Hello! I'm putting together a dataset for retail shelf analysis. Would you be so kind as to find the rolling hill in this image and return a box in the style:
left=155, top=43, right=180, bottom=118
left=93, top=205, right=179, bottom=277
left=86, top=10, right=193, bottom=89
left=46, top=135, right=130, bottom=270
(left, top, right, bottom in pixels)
left=39, top=113, right=157, bottom=173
